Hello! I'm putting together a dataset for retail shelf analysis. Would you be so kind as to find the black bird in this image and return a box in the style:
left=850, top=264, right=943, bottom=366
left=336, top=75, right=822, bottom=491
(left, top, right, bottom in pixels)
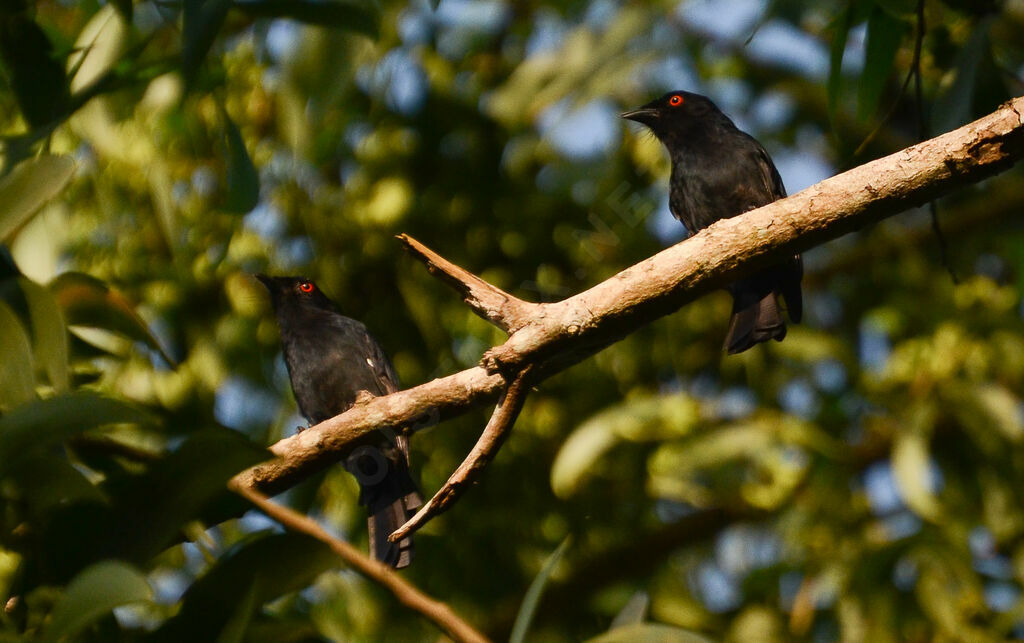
left=256, top=274, right=422, bottom=568
left=622, top=91, right=803, bottom=353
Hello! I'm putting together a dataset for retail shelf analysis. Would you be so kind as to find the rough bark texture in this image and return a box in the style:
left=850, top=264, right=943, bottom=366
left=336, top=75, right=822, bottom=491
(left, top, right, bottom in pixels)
left=235, top=95, right=1024, bottom=496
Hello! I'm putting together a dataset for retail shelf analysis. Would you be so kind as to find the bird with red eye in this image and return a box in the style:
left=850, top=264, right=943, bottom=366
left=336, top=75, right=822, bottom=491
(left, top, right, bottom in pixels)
left=254, top=274, right=423, bottom=568
left=621, top=90, right=802, bottom=353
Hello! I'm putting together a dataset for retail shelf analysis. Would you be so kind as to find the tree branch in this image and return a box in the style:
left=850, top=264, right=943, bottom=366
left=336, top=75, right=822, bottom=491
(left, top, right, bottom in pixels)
left=397, top=233, right=538, bottom=333
left=234, top=96, right=1024, bottom=501
left=388, top=365, right=535, bottom=543
left=230, top=482, right=490, bottom=643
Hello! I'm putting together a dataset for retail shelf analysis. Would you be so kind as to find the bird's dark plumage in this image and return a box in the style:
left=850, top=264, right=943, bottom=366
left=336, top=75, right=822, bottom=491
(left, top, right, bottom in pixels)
left=256, top=274, right=422, bottom=568
left=622, top=91, right=803, bottom=353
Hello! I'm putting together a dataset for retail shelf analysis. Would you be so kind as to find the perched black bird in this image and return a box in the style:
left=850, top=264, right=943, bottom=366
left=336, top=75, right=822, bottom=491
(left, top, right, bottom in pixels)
left=622, top=91, right=803, bottom=353
left=256, top=275, right=422, bottom=568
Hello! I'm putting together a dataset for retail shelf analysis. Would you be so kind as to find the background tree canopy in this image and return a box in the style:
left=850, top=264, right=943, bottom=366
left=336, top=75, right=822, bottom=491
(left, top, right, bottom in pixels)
left=2, top=0, right=1024, bottom=640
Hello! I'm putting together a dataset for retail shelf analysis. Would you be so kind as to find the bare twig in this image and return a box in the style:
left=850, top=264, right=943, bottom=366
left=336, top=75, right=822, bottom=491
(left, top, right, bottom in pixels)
left=230, top=482, right=490, bottom=643
left=389, top=365, right=535, bottom=543
left=233, top=96, right=1024, bottom=499
left=398, top=234, right=538, bottom=333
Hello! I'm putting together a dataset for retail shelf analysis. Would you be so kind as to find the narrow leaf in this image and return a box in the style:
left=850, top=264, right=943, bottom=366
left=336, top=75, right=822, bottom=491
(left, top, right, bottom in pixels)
left=510, top=536, right=571, bottom=643
left=610, top=591, right=650, bottom=629
left=0, top=155, right=75, bottom=242
left=221, top=107, right=260, bottom=214
left=587, top=623, right=715, bottom=643
left=0, top=299, right=35, bottom=410
left=0, top=392, right=154, bottom=479
left=858, top=5, right=908, bottom=122
left=19, top=276, right=70, bottom=391
left=151, top=532, right=339, bottom=642
left=50, top=272, right=176, bottom=366
left=182, top=0, right=233, bottom=88
left=932, top=18, right=992, bottom=134
left=40, top=560, right=153, bottom=643
left=233, top=0, right=379, bottom=38
left=0, top=16, right=70, bottom=128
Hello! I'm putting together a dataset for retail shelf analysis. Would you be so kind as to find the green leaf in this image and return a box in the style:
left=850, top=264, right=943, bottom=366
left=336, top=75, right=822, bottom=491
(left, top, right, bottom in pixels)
left=19, top=277, right=69, bottom=391
left=0, top=299, right=35, bottom=410
left=874, top=0, right=917, bottom=18
left=0, top=392, right=154, bottom=479
left=216, top=582, right=259, bottom=643
left=891, top=405, right=941, bottom=521
left=510, top=536, right=571, bottom=643
left=858, top=5, right=908, bottom=122
left=827, top=0, right=877, bottom=125
left=586, top=623, right=715, bottom=643
left=221, top=107, right=260, bottom=214
left=50, top=272, right=176, bottom=366
left=40, top=560, right=152, bottom=643
left=5, top=453, right=106, bottom=524
left=103, top=430, right=270, bottom=564
left=610, top=591, right=650, bottom=629
left=932, top=17, right=992, bottom=134
left=0, top=16, right=70, bottom=128
left=551, top=394, right=699, bottom=498
left=233, top=0, right=379, bottom=38
left=182, top=0, right=233, bottom=88
left=151, top=532, right=339, bottom=642
left=110, top=0, right=133, bottom=22
left=0, top=155, right=76, bottom=243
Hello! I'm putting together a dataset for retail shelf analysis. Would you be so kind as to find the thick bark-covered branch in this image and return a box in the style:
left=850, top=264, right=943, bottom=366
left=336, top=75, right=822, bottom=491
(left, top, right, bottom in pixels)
left=235, top=95, right=1024, bottom=496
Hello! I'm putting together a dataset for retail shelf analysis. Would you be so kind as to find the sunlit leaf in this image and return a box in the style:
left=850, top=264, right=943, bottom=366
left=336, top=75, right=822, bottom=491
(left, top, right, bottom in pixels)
left=50, top=272, right=176, bottom=366
left=551, top=394, right=699, bottom=498
left=0, top=155, right=75, bottom=243
left=234, top=0, right=379, bottom=38
left=0, top=16, right=70, bottom=128
left=0, top=392, right=154, bottom=479
left=39, top=560, right=152, bottom=643
left=510, top=536, right=571, bottom=643
left=67, top=4, right=128, bottom=93
left=0, top=299, right=35, bottom=410
left=858, top=6, right=908, bottom=122
left=221, top=106, right=260, bottom=214
left=586, top=623, right=714, bottom=643
left=610, top=591, right=649, bottom=629
left=891, top=406, right=941, bottom=521
left=19, top=276, right=69, bottom=391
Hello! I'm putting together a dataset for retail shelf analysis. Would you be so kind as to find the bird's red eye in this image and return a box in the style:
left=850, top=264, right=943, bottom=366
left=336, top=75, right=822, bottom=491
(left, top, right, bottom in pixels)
left=669, top=94, right=684, bottom=107
left=299, top=282, right=314, bottom=293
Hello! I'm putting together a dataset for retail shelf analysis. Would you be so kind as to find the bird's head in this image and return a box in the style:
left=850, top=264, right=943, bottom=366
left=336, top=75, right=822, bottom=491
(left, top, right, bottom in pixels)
left=254, top=274, right=337, bottom=312
left=621, top=91, right=725, bottom=142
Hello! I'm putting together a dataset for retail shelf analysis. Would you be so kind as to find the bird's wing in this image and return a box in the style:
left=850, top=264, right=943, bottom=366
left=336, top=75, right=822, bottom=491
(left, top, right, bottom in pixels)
left=756, top=143, right=787, bottom=200
left=367, top=335, right=400, bottom=396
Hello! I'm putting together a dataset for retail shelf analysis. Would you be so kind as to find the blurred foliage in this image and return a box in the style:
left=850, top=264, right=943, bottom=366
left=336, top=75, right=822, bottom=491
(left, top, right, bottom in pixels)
left=1, top=0, right=1024, bottom=640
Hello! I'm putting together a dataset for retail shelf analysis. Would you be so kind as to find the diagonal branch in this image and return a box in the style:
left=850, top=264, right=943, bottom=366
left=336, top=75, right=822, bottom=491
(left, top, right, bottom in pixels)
left=233, top=96, right=1024, bottom=500
left=230, top=481, right=490, bottom=643
left=388, top=365, right=535, bottom=543
left=398, top=233, right=538, bottom=333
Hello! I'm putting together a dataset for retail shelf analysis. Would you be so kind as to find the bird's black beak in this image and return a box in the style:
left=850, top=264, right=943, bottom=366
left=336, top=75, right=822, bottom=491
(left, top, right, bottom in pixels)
left=620, top=107, right=659, bottom=125
left=254, top=273, right=273, bottom=290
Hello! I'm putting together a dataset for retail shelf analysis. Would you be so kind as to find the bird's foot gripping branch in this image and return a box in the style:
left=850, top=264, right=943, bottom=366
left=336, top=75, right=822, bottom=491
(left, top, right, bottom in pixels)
left=233, top=94, right=1024, bottom=545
